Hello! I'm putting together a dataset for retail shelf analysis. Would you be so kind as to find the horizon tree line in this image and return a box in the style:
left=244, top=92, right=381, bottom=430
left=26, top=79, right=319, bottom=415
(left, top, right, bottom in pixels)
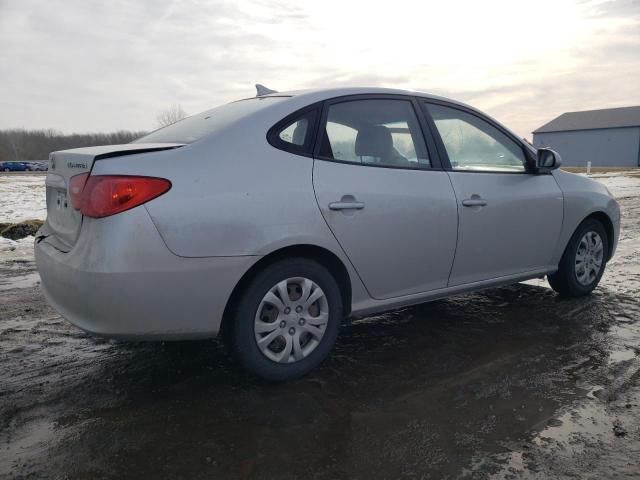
left=0, top=105, right=187, bottom=161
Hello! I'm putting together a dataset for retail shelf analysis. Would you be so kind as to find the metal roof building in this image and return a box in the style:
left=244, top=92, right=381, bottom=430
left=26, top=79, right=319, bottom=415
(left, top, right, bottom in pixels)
left=532, top=106, right=640, bottom=167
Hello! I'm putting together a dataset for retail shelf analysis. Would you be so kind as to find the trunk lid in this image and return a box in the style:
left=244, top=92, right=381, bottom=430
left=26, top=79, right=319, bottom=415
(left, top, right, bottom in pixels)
left=44, top=143, right=182, bottom=250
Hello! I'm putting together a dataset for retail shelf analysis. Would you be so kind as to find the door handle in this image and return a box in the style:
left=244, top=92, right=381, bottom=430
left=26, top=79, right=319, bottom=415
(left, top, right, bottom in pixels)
left=329, top=201, right=365, bottom=211
left=462, top=197, right=487, bottom=207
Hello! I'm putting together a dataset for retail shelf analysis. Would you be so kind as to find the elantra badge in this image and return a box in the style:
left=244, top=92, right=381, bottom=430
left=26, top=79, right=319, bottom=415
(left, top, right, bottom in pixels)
left=67, top=162, right=87, bottom=169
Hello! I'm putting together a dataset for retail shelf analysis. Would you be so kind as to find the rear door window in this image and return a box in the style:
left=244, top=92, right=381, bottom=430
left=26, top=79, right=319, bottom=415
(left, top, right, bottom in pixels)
left=317, top=99, right=430, bottom=169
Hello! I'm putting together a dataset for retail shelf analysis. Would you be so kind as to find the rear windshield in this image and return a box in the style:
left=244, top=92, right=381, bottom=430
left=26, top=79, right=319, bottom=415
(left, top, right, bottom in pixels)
left=134, top=97, right=287, bottom=144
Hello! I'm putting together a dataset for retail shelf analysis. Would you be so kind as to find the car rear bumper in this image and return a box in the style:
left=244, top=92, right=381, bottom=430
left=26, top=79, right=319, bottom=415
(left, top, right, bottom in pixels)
left=35, top=207, right=259, bottom=340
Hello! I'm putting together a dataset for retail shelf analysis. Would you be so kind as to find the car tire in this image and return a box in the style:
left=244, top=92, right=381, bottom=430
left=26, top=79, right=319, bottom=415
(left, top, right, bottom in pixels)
left=227, top=258, right=342, bottom=381
left=548, top=218, right=609, bottom=297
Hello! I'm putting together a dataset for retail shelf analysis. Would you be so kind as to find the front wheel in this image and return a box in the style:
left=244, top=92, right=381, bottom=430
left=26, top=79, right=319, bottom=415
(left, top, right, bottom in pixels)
left=226, top=258, right=342, bottom=381
left=548, top=218, right=609, bottom=297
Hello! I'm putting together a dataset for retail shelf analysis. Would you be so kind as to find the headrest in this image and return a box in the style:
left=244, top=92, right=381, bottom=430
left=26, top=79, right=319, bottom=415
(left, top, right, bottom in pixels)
left=291, top=122, right=306, bottom=145
left=355, top=125, right=393, bottom=158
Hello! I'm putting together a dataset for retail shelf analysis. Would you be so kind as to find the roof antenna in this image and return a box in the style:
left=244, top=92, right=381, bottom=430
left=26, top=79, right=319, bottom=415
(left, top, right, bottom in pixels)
left=256, top=84, right=278, bottom=97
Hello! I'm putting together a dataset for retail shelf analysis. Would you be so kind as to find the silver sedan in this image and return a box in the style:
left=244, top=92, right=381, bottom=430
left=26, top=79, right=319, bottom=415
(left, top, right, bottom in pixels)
left=35, top=87, right=620, bottom=380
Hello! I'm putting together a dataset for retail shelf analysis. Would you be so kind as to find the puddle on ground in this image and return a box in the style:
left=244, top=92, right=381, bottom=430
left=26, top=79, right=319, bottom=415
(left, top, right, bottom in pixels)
left=2, top=282, right=639, bottom=479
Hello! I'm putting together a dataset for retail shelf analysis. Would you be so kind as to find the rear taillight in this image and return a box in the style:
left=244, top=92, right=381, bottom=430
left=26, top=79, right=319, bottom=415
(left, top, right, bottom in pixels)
left=69, top=172, right=90, bottom=210
left=69, top=174, right=171, bottom=218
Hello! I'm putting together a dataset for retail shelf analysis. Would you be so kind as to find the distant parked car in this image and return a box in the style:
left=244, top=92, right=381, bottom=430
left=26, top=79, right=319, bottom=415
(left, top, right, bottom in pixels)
left=35, top=86, right=621, bottom=381
left=28, top=161, right=48, bottom=171
left=0, top=161, right=30, bottom=172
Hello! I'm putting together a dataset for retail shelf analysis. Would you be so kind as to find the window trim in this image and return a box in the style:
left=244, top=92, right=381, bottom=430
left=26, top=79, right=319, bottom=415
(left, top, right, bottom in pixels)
left=420, top=99, right=538, bottom=174
left=312, top=94, right=444, bottom=171
left=266, top=103, right=322, bottom=158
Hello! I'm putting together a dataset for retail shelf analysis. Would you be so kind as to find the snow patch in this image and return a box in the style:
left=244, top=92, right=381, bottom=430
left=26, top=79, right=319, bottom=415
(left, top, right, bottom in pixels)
left=0, top=175, right=46, bottom=223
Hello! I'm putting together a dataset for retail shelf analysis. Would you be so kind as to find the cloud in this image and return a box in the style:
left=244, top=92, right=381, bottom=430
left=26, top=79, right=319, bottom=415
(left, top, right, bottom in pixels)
left=0, top=0, right=638, bottom=137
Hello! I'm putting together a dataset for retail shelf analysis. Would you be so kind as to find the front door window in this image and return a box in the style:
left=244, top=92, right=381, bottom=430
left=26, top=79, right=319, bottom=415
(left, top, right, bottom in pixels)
left=427, top=103, right=526, bottom=173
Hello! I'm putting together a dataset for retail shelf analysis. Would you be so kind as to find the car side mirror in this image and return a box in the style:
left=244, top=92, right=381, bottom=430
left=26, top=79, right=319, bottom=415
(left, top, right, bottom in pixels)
left=536, top=148, right=562, bottom=173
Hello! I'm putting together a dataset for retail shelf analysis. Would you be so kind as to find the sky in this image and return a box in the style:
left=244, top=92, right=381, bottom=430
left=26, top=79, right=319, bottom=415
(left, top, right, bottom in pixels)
left=0, top=0, right=638, bottom=138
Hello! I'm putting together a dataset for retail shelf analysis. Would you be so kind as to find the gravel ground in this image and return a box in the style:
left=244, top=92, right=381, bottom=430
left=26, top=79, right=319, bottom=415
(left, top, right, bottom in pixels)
left=0, top=172, right=639, bottom=479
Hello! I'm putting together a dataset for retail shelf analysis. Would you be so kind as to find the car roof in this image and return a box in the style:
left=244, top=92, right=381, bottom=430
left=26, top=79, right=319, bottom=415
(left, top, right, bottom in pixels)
left=258, top=86, right=473, bottom=109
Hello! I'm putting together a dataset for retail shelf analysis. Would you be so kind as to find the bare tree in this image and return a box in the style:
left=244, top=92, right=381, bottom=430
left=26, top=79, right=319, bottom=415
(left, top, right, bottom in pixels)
left=156, top=104, right=187, bottom=128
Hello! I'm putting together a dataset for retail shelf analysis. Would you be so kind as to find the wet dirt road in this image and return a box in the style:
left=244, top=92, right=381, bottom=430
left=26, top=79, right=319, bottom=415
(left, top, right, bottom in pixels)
left=1, top=174, right=639, bottom=479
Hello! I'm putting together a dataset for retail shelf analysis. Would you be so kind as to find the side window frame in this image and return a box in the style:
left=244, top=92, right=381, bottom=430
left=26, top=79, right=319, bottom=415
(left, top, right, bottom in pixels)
left=420, top=99, right=536, bottom=174
left=312, top=94, right=444, bottom=170
left=267, top=104, right=321, bottom=157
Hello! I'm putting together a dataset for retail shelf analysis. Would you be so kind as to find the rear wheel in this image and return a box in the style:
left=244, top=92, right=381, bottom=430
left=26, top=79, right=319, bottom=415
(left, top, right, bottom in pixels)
left=227, top=258, right=342, bottom=381
left=548, top=218, right=608, bottom=297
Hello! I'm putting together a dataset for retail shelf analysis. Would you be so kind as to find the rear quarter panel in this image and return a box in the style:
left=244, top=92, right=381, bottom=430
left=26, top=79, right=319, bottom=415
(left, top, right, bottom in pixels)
left=143, top=136, right=337, bottom=257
